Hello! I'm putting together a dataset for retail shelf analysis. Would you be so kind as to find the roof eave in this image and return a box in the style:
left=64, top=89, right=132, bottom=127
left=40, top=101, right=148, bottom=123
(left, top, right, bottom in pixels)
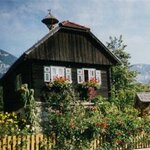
left=25, top=25, right=60, bottom=55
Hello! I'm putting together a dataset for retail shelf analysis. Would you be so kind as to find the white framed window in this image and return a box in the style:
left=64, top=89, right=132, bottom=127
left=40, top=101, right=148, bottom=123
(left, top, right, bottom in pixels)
left=44, top=66, right=72, bottom=82
left=51, top=66, right=65, bottom=81
left=77, top=68, right=101, bottom=84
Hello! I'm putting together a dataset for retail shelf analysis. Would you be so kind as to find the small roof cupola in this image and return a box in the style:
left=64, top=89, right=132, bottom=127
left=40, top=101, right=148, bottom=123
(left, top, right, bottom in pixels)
left=42, top=10, right=59, bottom=30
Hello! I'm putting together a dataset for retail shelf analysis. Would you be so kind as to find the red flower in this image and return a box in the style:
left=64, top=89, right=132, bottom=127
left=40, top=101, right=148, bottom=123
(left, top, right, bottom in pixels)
left=95, top=123, right=100, bottom=127
left=100, top=122, right=108, bottom=129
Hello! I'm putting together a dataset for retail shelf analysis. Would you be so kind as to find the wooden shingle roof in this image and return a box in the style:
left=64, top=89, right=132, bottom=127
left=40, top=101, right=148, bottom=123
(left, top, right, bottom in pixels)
left=60, top=21, right=90, bottom=31
left=137, top=92, right=150, bottom=102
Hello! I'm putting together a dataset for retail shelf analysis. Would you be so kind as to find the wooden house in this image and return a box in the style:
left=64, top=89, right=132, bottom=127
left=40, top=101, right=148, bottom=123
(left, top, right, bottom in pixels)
left=1, top=12, right=120, bottom=111
left=135, top=92, right=150, bottom=116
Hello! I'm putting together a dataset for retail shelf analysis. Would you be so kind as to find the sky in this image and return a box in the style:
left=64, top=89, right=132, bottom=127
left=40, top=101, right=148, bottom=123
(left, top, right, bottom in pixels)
left=0, top=0, right=150, bottom=64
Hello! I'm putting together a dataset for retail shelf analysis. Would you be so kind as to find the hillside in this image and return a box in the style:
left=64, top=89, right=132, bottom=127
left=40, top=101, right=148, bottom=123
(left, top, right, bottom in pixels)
left=130, top=64, right=150, bottom=84
left=0, top=49, right=17, bottom=78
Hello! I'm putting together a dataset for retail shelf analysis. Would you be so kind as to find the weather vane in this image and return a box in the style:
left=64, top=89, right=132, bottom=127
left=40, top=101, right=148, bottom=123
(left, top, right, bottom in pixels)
left=48, top=9, right=51, bottom=15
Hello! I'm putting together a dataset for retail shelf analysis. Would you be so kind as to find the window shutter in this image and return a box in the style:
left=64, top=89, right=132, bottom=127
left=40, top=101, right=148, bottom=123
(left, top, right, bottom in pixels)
left=89, top=69, right=96, bottom=80
left=66, top=68, right=72, bottom=83
left=44, top=73, right=51, bottom=82
left=44, top=66, right=50, bottom=73
left=77, top=69, right=84, bottom=83
left=96, top=70, right=101, bottom=84
left=44, top=66, right=50, bottom=82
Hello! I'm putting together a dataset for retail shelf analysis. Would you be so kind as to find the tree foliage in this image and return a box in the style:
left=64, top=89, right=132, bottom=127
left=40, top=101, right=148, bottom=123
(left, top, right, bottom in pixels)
left=106, top=35, right=137, bottom=109
left=0, top=86, right=3, bottom=111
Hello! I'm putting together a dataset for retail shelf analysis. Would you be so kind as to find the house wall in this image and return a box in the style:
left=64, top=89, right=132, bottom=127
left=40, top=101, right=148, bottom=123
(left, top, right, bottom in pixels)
left=31, top=61, right=110, bottom=101
left=3, top=61, right=32, bottom=111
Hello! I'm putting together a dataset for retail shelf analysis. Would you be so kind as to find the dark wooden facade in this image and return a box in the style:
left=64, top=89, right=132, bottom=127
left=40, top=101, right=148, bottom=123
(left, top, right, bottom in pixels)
left=1, top=21, right=120, bottom=111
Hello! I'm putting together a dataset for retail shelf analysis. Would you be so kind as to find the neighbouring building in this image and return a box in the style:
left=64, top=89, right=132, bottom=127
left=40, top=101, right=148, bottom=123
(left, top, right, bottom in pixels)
left=135, top=92, right=150, bottom=116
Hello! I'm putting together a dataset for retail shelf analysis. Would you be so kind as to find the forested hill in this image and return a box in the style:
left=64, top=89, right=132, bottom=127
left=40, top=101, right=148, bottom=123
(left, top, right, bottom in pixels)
left=0, top=49, right=17, bottom=78
left=130, top=64, right=150, bottom=84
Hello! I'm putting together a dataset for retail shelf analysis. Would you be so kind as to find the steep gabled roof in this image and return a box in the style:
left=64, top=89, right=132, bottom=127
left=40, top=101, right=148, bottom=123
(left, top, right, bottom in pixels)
left=24, top=21, right=120, bottom=62
left=1, top=21, right=120, bottom=81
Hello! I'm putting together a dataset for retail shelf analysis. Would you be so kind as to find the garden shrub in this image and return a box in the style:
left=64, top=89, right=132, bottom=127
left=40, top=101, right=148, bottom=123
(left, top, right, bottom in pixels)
left=0, top=112, right=19, bottom=136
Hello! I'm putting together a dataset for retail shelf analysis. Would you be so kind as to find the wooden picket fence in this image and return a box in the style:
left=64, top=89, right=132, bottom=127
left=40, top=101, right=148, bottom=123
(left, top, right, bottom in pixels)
left=0, top=134, right=55, bottom=150
left=0, top=133, right=150, bottom=150
left=90, top=133, right=150, bottom=150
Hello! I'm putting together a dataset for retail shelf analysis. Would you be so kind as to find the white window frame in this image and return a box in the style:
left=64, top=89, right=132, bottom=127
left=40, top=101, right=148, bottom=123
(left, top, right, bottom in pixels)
left=44, top=66, right=72, bottom=83
left=77, top=68, right=101, bottom=84
left=50, top=66, right=65, bottom=81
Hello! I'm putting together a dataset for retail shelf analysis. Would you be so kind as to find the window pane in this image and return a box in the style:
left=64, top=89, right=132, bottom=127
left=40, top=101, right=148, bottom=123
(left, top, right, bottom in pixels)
left=51, top=67, right=57, bottom=81
left=52, top=68, right=57, bottom=75
left=58, top=68, right=64, bottom=77
left=84, top=70, right=89, bottom=82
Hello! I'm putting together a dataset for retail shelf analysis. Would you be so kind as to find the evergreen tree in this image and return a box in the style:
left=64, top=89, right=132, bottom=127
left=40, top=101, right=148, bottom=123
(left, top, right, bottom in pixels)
left=106, top=35, right=137, bottom=109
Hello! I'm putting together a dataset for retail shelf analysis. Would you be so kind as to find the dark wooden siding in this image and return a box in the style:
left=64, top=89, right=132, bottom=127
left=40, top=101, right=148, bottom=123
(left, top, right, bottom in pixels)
left=27, top=29, right=114, bottom=65
left=98, top=70, right=109, bottom=97
left=31, top=62, right=45, bottom=101
left=3, top=60, right=110, bottom=111
left=3, top=61, right=32, bottom=111
left=31, top=61, right=110, bottom=101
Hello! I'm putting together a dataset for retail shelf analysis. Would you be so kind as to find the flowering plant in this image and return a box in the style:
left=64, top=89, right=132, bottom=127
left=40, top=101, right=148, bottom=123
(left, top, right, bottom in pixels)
left=45, top=76, right=71, bottom=92
left=42, top=76, right=74, bottom=108
left=0, top=112, right=19, bottom=136
left=77, top=78, right=101, bottom=100
left=80, top=78, right=100, bottom=90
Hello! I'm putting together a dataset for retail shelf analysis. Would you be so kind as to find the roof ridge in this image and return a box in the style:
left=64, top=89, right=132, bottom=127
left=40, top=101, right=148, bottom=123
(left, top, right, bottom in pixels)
left=60, top=20, right=90, bottom=31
